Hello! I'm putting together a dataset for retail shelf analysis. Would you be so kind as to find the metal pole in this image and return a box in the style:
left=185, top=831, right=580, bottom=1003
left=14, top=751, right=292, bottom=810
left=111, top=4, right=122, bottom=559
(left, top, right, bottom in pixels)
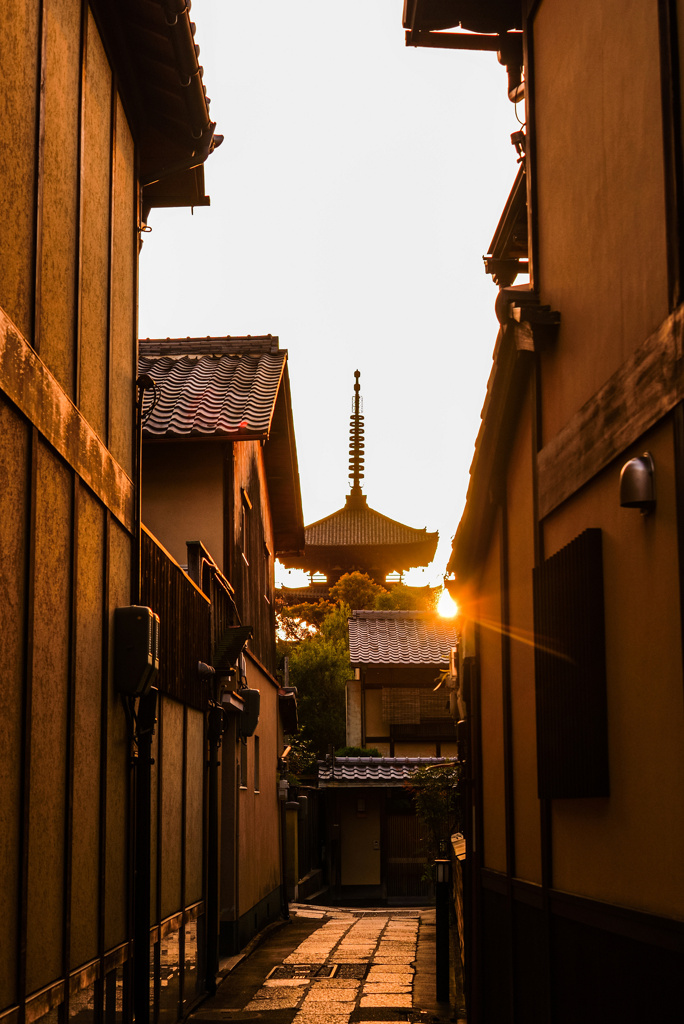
left=435, top=859, right=450, bottom=1004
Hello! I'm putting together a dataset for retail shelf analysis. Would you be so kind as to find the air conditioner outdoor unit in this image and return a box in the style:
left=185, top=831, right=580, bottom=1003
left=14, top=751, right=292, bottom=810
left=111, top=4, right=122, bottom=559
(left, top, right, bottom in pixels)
left=239, top=688, right=260, bottom=737
left=114, top=606, right=160, bottom=697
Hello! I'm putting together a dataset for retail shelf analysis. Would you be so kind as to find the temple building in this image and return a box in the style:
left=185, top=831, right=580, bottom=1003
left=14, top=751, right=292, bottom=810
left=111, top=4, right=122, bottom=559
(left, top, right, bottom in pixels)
left=280, top=371, right=438, bottom=593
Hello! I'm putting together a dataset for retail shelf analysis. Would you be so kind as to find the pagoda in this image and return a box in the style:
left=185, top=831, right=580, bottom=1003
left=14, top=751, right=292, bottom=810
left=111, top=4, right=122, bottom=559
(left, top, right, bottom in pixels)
left=280, top=371, right=438, bottom=592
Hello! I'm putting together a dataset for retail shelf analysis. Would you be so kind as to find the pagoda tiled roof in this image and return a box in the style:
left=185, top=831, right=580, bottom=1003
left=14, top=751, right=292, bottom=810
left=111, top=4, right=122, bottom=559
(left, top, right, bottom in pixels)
left=306, top=496, right=435, bottom=548
left=348, top=610, right=459, bottom=666
left=317, top=755, right=453, bottom=787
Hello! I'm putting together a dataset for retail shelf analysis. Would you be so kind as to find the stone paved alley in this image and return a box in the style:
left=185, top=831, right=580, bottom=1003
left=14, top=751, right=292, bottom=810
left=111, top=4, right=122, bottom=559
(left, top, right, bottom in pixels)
left=190, top=904, right=464, bottom=1024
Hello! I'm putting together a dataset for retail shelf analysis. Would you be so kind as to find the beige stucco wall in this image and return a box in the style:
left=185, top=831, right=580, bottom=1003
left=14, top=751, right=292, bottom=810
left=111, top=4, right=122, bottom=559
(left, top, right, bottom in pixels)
left=533, top=0, right=669, bottom=440
left=472, top=510, right=507, bottom=875
left=143, top=441, right=226, bottom=569
left=542, top=417, right=684, bottom=919
left=506, top=385, right=542, bottom=885
left=237, top=657, right=282, bottom=914
left=364, top=688, right=386, bottom=739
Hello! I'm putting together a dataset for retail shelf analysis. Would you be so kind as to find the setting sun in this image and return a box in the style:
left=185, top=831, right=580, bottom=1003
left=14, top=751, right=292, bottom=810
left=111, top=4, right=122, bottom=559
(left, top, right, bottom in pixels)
left=437, top=588, right=458, bottom=618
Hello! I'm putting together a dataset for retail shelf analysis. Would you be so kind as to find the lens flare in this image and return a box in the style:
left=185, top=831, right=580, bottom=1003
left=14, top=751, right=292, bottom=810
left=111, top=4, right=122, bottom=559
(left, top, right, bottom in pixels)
left=437, top=588, right=458, bottom=618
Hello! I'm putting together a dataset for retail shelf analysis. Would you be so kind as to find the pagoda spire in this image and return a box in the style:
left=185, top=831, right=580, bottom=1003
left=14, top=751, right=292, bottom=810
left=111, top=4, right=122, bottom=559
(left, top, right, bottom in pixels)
left=347, top=369, right=367, bottom=508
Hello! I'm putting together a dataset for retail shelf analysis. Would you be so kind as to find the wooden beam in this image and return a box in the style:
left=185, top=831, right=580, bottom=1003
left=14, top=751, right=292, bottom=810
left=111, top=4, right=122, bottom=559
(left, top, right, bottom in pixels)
left=0, top=307, right=135, bottom=532
left=139, top=336, right=279, bottom=357
left=405, top=29, right=516, bottom=51
left=537, top=304, right=684, bottom=518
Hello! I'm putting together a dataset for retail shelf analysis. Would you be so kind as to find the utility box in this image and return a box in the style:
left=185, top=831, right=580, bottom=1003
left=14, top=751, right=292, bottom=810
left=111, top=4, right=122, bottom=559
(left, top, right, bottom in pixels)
left=239, top=688, right=260, bottom=737
left=114, top=606, right=160, bottom=698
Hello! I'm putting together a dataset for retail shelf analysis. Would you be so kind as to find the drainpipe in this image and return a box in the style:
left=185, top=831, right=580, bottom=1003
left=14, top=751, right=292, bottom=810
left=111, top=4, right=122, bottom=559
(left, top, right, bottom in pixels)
left=133, top=689, right=157, bottom=1024
left=206, top=696, right=223, bottom=993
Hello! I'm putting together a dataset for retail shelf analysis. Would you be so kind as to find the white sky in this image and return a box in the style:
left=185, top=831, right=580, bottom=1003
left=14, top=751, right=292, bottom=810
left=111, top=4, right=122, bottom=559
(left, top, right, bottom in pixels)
left=138, top=1, right=521, bottom=587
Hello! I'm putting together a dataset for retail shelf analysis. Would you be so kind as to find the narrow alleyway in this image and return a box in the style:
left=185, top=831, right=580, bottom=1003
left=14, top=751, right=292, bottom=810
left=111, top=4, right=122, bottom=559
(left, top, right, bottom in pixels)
left=190, top=904, right=463, bottom=1024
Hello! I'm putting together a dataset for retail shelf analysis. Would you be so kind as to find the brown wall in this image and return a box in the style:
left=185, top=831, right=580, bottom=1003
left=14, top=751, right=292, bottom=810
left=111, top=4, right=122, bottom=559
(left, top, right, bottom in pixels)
left=0, top=3, right=136, bottom=1017
left=236, top=657, right=282, bottom=915
left=534, top=0, right=669, bottom=441
left=142, top=441, right=227, bottom=569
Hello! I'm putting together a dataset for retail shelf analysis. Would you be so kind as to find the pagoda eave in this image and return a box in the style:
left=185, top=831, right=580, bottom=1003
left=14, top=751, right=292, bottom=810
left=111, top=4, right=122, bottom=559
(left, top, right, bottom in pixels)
left=280, top=539, right=438, bottom=576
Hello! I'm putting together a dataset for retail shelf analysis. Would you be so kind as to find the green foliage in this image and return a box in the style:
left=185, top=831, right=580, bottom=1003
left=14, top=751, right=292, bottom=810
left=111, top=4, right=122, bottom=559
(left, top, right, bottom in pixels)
left=276, top=598, right=334, bottom=644
left=405, top=762, right=461, bottom=873
left=284, top=734, right=317, bottom=783
left=375, top=583, right=438, bottom=611
left=329, top=571, right=387, bottom=610
left=335, top=745, right=381, bottom=758
left=287, top=623, right=350, bottom=757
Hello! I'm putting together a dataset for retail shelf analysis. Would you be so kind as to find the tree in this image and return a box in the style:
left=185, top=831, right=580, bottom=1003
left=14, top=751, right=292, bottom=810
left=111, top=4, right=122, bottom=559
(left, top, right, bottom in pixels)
left=329, top=571, right=387, bottom=609
left=286, top=603, right=352, bottom=756
left=405, top=762, right=461, bottom=873
left=375, top=582, right=438, bottom=611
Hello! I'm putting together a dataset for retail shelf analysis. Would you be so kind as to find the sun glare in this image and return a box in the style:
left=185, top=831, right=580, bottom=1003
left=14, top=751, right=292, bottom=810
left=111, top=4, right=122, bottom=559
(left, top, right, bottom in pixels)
left=437, top=588, right=458, bottom=618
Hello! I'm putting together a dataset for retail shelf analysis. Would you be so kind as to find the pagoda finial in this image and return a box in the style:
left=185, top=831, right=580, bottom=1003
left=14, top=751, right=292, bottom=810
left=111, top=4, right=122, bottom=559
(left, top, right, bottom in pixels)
left=347, top=370, right=367, bottom=508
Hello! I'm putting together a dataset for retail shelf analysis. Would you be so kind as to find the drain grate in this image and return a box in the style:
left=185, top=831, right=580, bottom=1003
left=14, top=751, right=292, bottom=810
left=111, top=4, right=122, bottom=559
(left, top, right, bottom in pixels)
left=267, top=964, right=334, bottom=980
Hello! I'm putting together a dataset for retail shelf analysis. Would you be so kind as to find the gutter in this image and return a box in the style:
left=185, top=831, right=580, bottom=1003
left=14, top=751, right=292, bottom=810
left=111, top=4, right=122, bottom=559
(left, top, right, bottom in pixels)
left=142, top=0, right=224, bottom=187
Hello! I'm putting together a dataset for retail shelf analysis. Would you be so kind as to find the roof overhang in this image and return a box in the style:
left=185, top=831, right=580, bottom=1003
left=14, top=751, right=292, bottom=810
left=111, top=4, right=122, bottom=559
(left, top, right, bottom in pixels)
left=139, top=337, right=304, bottom=557
left=91, top=0, right=222, bottom=216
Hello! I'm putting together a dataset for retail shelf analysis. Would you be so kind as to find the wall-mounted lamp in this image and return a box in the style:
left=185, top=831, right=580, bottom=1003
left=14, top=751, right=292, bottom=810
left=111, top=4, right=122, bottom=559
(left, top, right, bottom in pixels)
left=619, top=452, right=655, bottom=514
left=434, top=858, right=451, bottom=885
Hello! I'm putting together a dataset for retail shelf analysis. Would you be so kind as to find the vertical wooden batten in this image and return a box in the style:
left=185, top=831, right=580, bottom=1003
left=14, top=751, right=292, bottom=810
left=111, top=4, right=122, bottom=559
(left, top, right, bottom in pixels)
left=18, top=430, right=38, bottom=1024
left=32, top=0, right=47, bottom=355
left=73, top=0, right=88, bottom=408
left=62, top=476, right=79, bottom=1018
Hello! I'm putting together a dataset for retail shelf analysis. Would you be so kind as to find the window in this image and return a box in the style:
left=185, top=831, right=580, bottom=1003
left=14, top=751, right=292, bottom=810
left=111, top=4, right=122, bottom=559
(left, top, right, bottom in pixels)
left=239, top=740, right=248, bottom=788
left=254, top=735, right=260, bottom=792
left=533, top=528, right=609, bottom=799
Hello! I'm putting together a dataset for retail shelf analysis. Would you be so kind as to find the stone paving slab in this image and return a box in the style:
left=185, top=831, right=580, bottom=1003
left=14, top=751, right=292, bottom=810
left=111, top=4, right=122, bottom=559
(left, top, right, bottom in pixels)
left=190, top=903, right=457, bottom=1024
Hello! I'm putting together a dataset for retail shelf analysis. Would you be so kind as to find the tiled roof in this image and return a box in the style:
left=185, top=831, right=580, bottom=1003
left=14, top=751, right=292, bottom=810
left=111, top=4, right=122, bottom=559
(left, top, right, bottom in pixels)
left=279, top=492, right=438, bottom=575
left=139, top=351, right=286, bottom=440
left=317, top=755, right=454, bottom=787
left=305, top=494, right=435, bottom=548
left=348, top=611, right=459, bottom=666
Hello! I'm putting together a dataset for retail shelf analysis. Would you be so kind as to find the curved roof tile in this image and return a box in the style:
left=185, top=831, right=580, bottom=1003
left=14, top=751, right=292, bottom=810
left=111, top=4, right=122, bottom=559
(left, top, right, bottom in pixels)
left=317, top=755, right=454, bottom=786
left=348, top=610, right=459, bottom=666
left=140, top=352, right=286, bottom=439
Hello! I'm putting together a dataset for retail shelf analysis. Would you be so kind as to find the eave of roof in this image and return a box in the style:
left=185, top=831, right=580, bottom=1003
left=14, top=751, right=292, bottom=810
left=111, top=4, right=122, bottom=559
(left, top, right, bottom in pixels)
left=447, top=325, right=534, bottom=582
left=402, top=0, right=522, bottom=35
left=348, top=610, right=460, bottom=666
left=139, top=338, right=304, bottom=555
left=280, top=496, right=438, bottom=573
left=317, top=755, right=452, bottom=787
left=91, top=0, right=221, bottom=213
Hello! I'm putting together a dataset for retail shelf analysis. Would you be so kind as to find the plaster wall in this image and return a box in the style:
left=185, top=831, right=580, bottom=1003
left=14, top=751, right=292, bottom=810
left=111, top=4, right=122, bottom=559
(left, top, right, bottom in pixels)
left=393, top=741, right=441, bottom=757
left=533, top=0, right=669, bottom=440
left=346, top=680, right=362, bottom=747
left=505, top=386, right=542, bottom=884
left=142, top=442, right=226, bottom=569
left=541, top=416, right=684, bottom=919
left=364, top=688, right=386, bottom=738
left=474, top=512, right=507, bottom=874
left=237, top=659, right=281, bottom=915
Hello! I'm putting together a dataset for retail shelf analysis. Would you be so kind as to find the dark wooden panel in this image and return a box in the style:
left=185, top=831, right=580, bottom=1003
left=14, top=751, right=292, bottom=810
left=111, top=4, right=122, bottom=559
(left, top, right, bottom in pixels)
left=533, top=529, right=609, bottom=799
left=538, top=304, right=684, bottom=517
left=140, top=529, right=212, bottom=711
